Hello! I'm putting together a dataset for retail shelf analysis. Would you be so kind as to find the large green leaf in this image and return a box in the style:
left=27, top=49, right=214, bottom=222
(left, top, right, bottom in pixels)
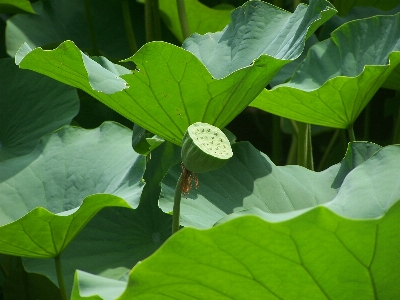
left=71, top=200, right=400, bottom=299
left=319, top=6, right=400, bottom=91
left=251, top=14, right=400, bottom=129
left=183, top=0, right=336, bottom=79
left=0, top=58, right=79, bottom=161
left=15, top=42, right=129, bottom=94
left=159, top=141, right=396, bottom=228
left=0, top=122, right=145, bottom=257
left=0, top=0, right=34, bottom=13
left=158, top=0, right=233, bottom=43
left=22, top=141, right=180, bottom=293
left=16, top=0, right=336, bottom=145
left=5, top=0, right=145, bottom=59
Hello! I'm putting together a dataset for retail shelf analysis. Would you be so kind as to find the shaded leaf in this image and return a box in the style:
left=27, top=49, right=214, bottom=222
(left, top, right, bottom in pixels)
left=0, top=58, right=79, bottom=161
left=0, top=122, right=145, bottom=257
left=333, top=0, right=400, bottom=16
left=23, top=141, right=180, bottom=293
left=184, top=0, right=336, bottom=79
left=158, top=0, right=233, bottom=42
left=5, top=0, right=145, bottom=59
left=72, top=271, right=126, bottom=300
left=159, top=141, right=397, bottom=228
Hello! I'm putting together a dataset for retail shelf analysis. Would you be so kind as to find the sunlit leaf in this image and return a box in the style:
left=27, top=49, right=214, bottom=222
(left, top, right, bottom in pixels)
left=16, top=0, right=336, bottom=145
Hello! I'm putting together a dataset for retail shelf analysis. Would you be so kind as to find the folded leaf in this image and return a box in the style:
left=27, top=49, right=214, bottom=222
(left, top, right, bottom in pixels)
left=251, top=13, right=400, bottom=128
left=0, top=122, right=145, bottom=257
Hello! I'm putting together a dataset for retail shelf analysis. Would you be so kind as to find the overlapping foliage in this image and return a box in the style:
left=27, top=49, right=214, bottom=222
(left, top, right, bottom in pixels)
left=0, top=0, right=399, bottom=299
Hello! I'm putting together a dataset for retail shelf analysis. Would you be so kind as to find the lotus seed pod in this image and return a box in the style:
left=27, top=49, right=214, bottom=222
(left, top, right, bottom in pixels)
left=181, top=122, right=233, bottom=173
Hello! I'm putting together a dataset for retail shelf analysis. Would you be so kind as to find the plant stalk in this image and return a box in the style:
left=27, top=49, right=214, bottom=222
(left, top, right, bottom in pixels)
left=145, top=0, right=162, bottom=42
left=306, top=124, right=314, bottom=171
left=297, top=121, right=312, bottom=169
left=286, top=119, right=298, bottom=165
left=121, top=0, right=138, bottom=54
left=347, top=125, right=356, bottom=142
left=176, top=0, right=190, bottom=40
left=83, top=0, right=99, bottom=55
left=172, top=173, right=183, bottom=235
left=54, top=255, right=69, bottom=300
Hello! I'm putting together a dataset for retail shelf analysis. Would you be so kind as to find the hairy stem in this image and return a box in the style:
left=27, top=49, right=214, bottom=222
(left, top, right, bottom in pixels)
left=121, top=0, right=138, bottom=54
left=176, top=0, right=190, bottom=40
left=54, top=255, right=68, bottom=300
left=172, top=173, right=183, bottom=235
left=84, top=0, right=99, bottom=55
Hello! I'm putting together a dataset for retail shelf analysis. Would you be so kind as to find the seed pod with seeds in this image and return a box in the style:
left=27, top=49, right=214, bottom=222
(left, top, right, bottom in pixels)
left=181, top=122, right=233, bottom=173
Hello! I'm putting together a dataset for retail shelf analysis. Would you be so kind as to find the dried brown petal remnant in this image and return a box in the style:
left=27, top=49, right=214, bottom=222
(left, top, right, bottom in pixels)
left=180, top=163, right=199, bottom=196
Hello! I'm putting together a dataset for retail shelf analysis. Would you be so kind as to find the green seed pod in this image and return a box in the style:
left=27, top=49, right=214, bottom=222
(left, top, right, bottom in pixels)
left=181, top=122, right=233, bottom=173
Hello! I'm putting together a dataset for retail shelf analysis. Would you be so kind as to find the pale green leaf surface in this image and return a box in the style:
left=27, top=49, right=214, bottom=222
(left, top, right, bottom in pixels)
left=76, top=200, right=400, bottom=299
left=159, top=141, right=398, bottom=228
left=0, top=58, right=79, bottom=161
left=6, top=0, right=144, bottom=59
left=158, top=0, right=233, bottom=42
left=22, top=141, right=180, bottom=292
left=183, top=0, right=336, bottom=79
left=319, top=6, right=400, bottom=91
left=0, top=0, right=34, bottom=13
left=0, top=122, right=145, bottom=257
left=251, top=14, right=400, bottom=128
left=16, top=42, right=128, bottom=94
left=16, top=0, right=335, bottom=145
left=72, top=271, right=126, bottom=300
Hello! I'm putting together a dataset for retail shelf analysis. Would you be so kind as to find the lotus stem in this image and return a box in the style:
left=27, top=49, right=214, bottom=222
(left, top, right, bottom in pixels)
left=176, top=0, right=190, bottom=40
left=307, top=124, right=314, bottom=170
left=121, top=0, right=138, bottom=54
left=145, top=0, right=161, bottom=42
left=54, top=255, right=69, bottom=300
left=286, top=119, right=298, bottom=165
left=172, top=173, right=183, bottom=234
left=348, top=125, right=356, bottom=142
left=297, top=121, right=312, bottom=169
